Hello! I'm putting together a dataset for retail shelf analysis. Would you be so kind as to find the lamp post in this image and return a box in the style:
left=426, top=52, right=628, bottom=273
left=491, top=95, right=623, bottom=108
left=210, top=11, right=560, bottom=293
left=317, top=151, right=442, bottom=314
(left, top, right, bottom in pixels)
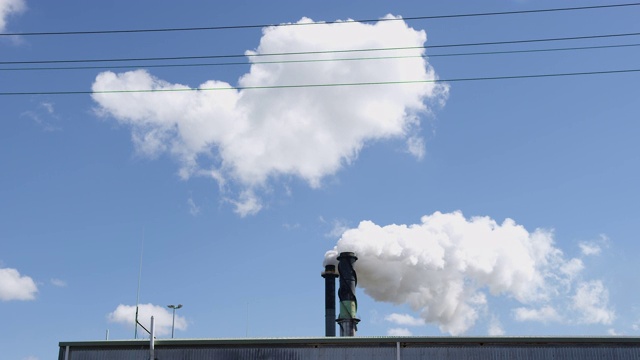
left=167, top=304, right=183, bottom=338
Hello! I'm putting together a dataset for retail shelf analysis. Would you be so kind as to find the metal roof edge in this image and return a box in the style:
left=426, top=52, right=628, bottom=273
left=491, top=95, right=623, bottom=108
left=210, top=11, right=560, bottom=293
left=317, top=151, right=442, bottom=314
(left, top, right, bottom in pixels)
left=60, top=336, right=640, bottom=348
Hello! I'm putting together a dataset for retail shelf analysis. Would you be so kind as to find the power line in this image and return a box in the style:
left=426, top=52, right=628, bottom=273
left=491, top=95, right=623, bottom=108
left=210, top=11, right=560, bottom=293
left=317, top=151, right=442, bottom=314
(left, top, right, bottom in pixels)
left=3, top=31, right=640, bottom=66
left=3, top=43, right=640, bottom=72
left=1, top=3, right=638, bottom=37
left=2, top=68, right=638, bottom=96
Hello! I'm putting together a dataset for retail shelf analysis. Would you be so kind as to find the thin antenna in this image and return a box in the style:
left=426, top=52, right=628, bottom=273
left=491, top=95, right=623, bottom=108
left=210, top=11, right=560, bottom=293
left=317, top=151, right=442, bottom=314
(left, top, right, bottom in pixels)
left=134, top=228, right=144, bottom=339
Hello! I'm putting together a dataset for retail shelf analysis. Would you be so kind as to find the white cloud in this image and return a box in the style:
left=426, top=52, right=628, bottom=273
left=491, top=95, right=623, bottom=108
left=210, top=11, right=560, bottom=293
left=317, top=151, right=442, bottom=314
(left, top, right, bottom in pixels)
left=50, top=278, right=67, bottom=287
left=22, top=356, right=38, bottom=360
left=0, top=267, right=37, bottom=301
left=488, top=316, right=505, bottom=336
left=187, top=196, right=200, bottom=216
left=91, top=15, right=448, bottom=215
left=572, top=280, right=615, bottom=325
left=385, top=313, right=425, bottom=326
left=326, top=211, right=609, bottom=335
left=325, top=219, right=351, bottom=239
left=107, top=303, right=187, bottom=337
left=579, top=235, right=608, bottom=256
left=387, top=327, right=413, bottom=336
left=607, top=328, right=621, bottom=335
left=0, top=0, right=25, bottom=31
left=513, top=306, right=562, bottom=323
left=405, top=136, right=426, bottom=160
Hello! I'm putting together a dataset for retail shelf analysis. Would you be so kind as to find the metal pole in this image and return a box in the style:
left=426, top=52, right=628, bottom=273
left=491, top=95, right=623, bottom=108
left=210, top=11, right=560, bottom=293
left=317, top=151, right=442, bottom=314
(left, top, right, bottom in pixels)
left=171, top=307, right=176, bottom=338
left=167, top=304, right=182, bottom=338
left=150, top=316, right=155, bottom=360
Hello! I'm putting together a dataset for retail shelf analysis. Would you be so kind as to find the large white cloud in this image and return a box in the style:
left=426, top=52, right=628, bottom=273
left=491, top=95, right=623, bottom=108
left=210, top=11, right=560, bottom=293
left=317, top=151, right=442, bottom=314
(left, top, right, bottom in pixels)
left=107, top=303, right=187, bottom=337
left=0, top=267, right=37, bottom=301
left=325, top=211, right=612, bottom=335
left=91, top=15, right=448, bottom=216
left=0, top=0, right=25, bottom=31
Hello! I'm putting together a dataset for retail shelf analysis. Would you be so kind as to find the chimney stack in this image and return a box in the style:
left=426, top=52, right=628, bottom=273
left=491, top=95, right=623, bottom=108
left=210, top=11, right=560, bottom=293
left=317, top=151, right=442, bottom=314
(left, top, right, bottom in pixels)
left=321, top=264, right=339, bottom=336
left=336, top=252, right=360, bottom=336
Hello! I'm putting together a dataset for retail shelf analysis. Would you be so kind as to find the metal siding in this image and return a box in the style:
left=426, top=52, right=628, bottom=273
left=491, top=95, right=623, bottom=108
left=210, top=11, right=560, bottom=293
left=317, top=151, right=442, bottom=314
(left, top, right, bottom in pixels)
left=59, top=338, right=640, bottom=360
left=68, top=347, right=147, bottom=360
left=400, top=344, right=640, bottom=360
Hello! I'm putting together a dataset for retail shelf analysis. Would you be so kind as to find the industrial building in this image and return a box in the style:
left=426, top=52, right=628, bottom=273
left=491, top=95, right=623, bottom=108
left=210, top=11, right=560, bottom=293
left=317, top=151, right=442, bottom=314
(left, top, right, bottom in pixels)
left=58, top=336, right=640, bottom=359
left=58, top=253, right=640, bottom=358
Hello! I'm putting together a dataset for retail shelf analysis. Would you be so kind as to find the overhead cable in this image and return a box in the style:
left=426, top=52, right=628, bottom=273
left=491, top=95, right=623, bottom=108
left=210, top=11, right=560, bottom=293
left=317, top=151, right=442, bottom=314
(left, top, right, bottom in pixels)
left=1, top=68, right=638, bottom=96
left=2, top=43, right=640, bottom=72
left=3, top=31, right=640, bottom=66
left=1, top=3, right=638, bottom=37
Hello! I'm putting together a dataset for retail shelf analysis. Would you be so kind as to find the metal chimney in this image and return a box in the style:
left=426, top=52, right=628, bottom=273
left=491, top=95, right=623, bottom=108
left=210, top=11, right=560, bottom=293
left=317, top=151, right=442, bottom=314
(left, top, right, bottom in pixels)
left=321, top=264, right=339, bottom=337
left=336, top=252, right=360, bottom=336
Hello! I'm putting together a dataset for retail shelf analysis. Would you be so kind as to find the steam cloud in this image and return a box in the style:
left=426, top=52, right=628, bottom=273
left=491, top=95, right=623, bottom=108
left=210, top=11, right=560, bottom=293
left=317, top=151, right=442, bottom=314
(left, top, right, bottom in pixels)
left=91, top=15, right=448, bottom=216
left=325, top=211, right=614, bottom=335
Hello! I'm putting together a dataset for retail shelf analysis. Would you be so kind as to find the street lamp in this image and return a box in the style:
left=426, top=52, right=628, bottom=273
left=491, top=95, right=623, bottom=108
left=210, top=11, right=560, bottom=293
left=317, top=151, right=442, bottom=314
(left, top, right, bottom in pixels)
left=167, top=304, right=183, bottom=338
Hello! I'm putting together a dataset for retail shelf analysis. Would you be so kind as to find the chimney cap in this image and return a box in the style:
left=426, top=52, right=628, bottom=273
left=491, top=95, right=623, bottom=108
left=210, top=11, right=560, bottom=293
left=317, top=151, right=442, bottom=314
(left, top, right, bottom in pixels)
left=337, top=252, right=358, bottom=261
left=321, top=264, right=338, bottom=277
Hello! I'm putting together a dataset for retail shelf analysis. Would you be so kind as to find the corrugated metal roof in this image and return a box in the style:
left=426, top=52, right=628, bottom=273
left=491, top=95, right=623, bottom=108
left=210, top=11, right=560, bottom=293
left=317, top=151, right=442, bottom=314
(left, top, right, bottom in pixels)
left=59, top=336, right=640, bottom=360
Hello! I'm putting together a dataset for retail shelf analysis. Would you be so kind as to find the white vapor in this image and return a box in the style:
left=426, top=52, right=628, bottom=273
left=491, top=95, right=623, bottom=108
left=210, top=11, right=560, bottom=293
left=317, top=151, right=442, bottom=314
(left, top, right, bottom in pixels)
left=91, top=15, right=448, bottom=215
left=385, top=313, right=425, bottom=326
left=387, top=327, right=413, bottom=336
left=107, top=303, right=187, bottom=337
left=0, top=267, right=37, bottom=301
left=0, top=0, right=25, bottom=31
left=325, top=211, right=613, bottom=335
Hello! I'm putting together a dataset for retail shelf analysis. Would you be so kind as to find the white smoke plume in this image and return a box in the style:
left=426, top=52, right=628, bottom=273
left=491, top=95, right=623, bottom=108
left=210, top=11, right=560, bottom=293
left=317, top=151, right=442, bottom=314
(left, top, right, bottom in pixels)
left=325, top=211, right=614, bottom=335
left=107, top=303, right=187, bottom=337
left=0, top=0, right=25, bottom=31
left=91, top=15, right=448, bottom=216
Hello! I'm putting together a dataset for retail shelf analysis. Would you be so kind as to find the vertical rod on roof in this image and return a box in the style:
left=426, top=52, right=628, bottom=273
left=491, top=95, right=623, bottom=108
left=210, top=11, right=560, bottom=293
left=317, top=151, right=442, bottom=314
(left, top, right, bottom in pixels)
left=135, top=230, right=144, bottom=339
left=150, top=316, right=155, bottom=360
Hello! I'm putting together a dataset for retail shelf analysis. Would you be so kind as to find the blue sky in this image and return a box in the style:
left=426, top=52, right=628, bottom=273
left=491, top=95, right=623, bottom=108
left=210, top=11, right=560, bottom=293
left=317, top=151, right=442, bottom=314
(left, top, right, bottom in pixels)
left=1, top=0, right=639, bottom=359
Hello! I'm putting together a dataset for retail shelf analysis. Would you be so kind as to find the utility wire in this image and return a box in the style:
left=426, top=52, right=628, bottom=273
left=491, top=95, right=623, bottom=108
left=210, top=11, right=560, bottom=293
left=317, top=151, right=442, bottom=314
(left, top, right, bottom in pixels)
left=3, top=31, right=640, bottom=66
left=2, top=68, right=638, bottom=96
left=3, top=43, right=639, bottom=72
left=1, top=3, right=638, bottom=37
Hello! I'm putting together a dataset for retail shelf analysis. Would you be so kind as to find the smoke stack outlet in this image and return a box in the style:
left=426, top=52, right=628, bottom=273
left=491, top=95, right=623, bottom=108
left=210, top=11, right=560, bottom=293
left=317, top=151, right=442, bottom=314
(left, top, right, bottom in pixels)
left=336, top=252, right=360, bottom=336
left=321, top=264, right=339, bottom=337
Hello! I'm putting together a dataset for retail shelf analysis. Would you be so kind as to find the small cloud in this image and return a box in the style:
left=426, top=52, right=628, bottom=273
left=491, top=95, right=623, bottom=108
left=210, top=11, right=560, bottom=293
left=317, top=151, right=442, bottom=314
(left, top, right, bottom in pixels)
left=385, top=313, right=425, bottom=327
left=22, top=356, right=39, bottom=360
left=579, top=234, right=609, bottom=257
left=572, top=280, right=615, bottom=325
left=107, top=303, right=187, bottom=337
left=228, top=190, right=262, bottom=217
left=387, top=327, right=413, bottom=336
left=405, top=136, right=426, bottom=160
left=50, top=278, right=67, bottom=287
left=608, top=328, right=622, bottom=336
left=21, top=102, right=61, bottom=132
left=0, top=267, right=38, bottom=301
left=282, top=223, right=300, bottom=230
left=325, top=219, right=350, bottom=239
left=187, top=196, right=200, bottom=216
left=513, top=306, right=562, bottom=323
left=488, top=316, right=505, bottom=336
